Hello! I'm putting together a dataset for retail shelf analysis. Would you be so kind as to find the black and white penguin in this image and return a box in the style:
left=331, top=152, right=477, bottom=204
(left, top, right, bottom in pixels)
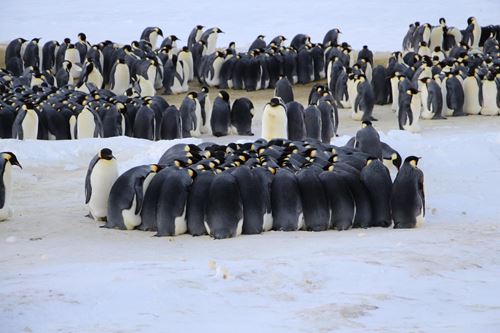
left=140, top=27, right=164, bottom=48
left=160, top=105, right=182, bottom=139
left=231, top=97, right=254, bottom=135
left=444, top=72, right=466, bottom=117
left=74, top=105, right=103, bottom=139
left=360, top=157, right=392, bottom=227
left=179, top=92, right=200, bottom=137
left=463, top=69, right=482, bottom=115
left=22, top=38, right=41, bottom=69
left=187, top=25, right=204, bottom=51
left=0, top=152, right=22, bottom=221
left=12, top=103, right=39, bottom=140
left=398, top=88, right=422, bottom=132
left=262, top=97, right=287, bottom=140
left=56, top=60, right=74, bottom=87
left=354, top=121, right=382, bottom=159
left=419, top=77, right=445, bottom=120
left=78, top=58, right=103, bottom=89
left=297, top=166, right=330, bottom=231
left=197, top=86, right=212, bottom=134
left=249, top=35, right=266, bottom=51
left=323, top=28, right=341, bottom=46
left=186, top=166, right=214, bottom=236
left=285, top=101, right=306, bottom=141
left=210, top=90, right=231, bottom=137
left=85, top=148, right=118, bottom=221
left=271, top=168, right=303, bottom=231
left=109, top=57, right=130, bottom=95
left=205, top=171, right=243, bottom=239
left=303, top=105, right=322, bottom=141
left=391, top=156, right=425, bottom=228
left=201, top=27, right=224, bottom=55
left=372, top=65, right=390, bottom=105
left=133, top=99, right=156, bottom=140
left=274, top=76, right=294, bottom=104
left=466, top=17, right=481, bottom=51
left=105, top=164, right=160, bottom=230
left=317, top=96, right=336, bottom=143
left=353, top=75, right=376, bottom=121
left=481, top=72, right=500, bottom=116
left=5, top=38, right=27, bottom=70
left=42, top=40, right=59, bottom=72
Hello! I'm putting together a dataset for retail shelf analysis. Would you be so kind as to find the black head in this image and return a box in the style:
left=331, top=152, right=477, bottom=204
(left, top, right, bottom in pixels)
left=201, top=86, right=209, bottom=93
left=404, top=155, right=421, bottom=168
left=361, top=120, right=372, bottom=127
left=218, top=90, right=230, bottom=102
left=32, top=38, right=41, bottom=43
left=156, top=27, right=164, bottom=37
left=467, top=17, right=474, bottom=25
left=196, top=25, right=204, bottom=30
left=2, top=152, right=22, bottom=169
left=78, top=33, right=87, bottom=41
left=170, top=35, right=180, bottom=41
left=216, top=28, right=224, bottom=33
left=187, top=91, right=198, bottom=99
left=98, top=148, right=114, bottom=160
left=269, top=97, right=281, bottom=107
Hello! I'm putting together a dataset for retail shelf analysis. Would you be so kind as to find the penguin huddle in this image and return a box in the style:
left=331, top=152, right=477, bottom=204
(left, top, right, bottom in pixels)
left=89, top=122, right=425, bottom=239
left=0, top=75, right=256, bottom=140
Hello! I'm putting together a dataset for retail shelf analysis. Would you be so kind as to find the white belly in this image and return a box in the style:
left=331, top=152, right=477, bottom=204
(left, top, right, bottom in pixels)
left=22, top=109, right=39, bottom=140
left=88, top=160, right=118, bottom=220
left=122, top=196, right=141, bottom=230
left=236, top=219, right=243, bottom=237
left=463, top=78, right=481, bottom=115
left=262, top=107, right=287, bottom=140
left=112, top=65, right=130, bottom=95
left=481, top=81, right=499, bottom=115
left=262, top=212, right=273, bottom=232
left=403, top=96, right=421, bottom=132
left=419, top=86, right=433, bottom=119
left=174, top=205, right=187, bottom=236
left=139, top=79, right=155, bottom=97
left=206, top=59, right=224, bottom=86
left=87, top=69, right=103, bottom=88
left=390, top=77, right=399, bottom=112
left=77, top=109, right=96, bottom=139
left=0, top=164, right=12, bottom=221
left=441, top=78, right=452, bottom=116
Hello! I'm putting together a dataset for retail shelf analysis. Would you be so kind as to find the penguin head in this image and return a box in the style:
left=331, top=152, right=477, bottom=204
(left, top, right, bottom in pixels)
left=117, top=57, right=126, bottom=64
left=187, top=91, right=198, bottom=99
left=32, top=38, right=41, bottom=44
left=78, top=33, right=87, bottom=41
left=258, top=34, right=265, bottom=39
left=467, top=17, right=475, bottom=25
left=439, top=17, right=446, bottom=26
left=201, top=86, right=209, bottom=94
left=405, top=156, right=421, bottom=168
left=218, top=90, right=230, bottom=102
left=150, top=164, right=163, bottom=173
left=98, top=148, right=114, bottom=161
left=155, top=27, right=164, bottom=37
left=406, top=88, right=419, bottom=96
left=196, top=25, right=204, bottom=30
left=2, top=152, right=22, bottom=169
left=389, top=153, right=402, bottom=170
left=361, top=120, right=372, bottom=128
left=169, top=35, right=180, bottom=42
left=215, top=27, right=224, bottom=33
left=365, top=156, right=378, bottom=166
left=269, top=97, right=281, bottom=107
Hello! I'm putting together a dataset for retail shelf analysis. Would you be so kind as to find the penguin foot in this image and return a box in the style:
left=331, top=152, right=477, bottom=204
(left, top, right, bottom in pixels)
left=453, top=112, right=467, bottom=117
left=84, top=213, right=94, bottom=220
left=432, top=115, right=447, bottom=120
left=370, top=116, right=378, bottom=121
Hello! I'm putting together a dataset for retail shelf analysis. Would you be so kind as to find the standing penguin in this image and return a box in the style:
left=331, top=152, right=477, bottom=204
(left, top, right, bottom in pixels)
left=286, top=101, right=306, bottom=141
left=197, top=86, right=212, bottom=134
left=303, top=105, right=322, bottom=141
left=271, top=168, right=303, bottom=231
left=74, top=105, right=103, bottom=139
left=160, top=105, right=182, bottom=139
left=186, top=167, right=214, bottom=236
left=262, top=97, right=288, bottom=140
left=109, top=57, right=130, bottom=95
left=248, top=35, right=266, bottom=51
left=105, top=164, right=160, bottom=230
left=133, top=99, right=156, bottom=140
left=0, top=152, right=22, bottom=221
left=463, top=69, right=483, bottom=115
left=360, top=158, right=392, bottom=227
left=201, top=27, right=224, bottom=55
left=187, top=25, right=204, bottom=51
left=466, top=17, right=482, bottom=51
left=297, top=166, right=330, bottom=231
left=23, top=38, right=41, bottom=69
left=391, top=156, right=425, bottom=228
left=353, top=75, right=376, bottom=121
left=179, top=92, right=200, bottom=137
left=140, top=27, right=164, bottom=48
left=210, top=90, right=231, bottom=137
left=419, top=77, right=445, bottom=120
left=205, top=171, right=243, bottom=239
left=274, top=76, right=294, bottom=104
left=42, top=40, right=59, bottom=72
left=481, top=73, right=500, bottom=116
left=398, top=88, right=422, bottom=132
left=13, top=103, right=39, bottom=140
left=445, top=72, right=466, bottom=117
left=354, top=121, right=382, bottom=159
left=85, top=148, right=118, bottom=221
left=231, top=97, right=254, bottom=135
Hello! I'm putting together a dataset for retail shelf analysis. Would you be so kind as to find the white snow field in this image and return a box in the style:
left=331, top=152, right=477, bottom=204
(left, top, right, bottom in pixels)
left=1, top=0, right=500, bottom=332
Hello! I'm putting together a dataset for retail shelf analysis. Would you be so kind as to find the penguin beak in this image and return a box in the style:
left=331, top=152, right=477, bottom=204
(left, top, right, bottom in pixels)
left=11, top=158, right=22, bottom=169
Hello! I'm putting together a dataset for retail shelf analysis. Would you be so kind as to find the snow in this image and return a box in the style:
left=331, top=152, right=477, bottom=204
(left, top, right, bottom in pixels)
left=1, top=0, right=499, bottom=51
left=2, top=1, right=500, bottom=332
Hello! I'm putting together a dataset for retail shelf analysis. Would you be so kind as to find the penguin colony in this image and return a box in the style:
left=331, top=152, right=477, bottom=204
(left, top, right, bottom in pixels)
left=1, top=17, right=499, bottom=141
left=85, top=121, right=425, bottom=239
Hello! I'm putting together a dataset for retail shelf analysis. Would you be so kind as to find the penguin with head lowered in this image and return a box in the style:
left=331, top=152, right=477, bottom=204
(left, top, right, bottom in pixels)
left=391, top=156, right=425, bottom=228
left=0, top=152, right=22, bottom=221
left=13, top=102, right=39, bottom=140
left=85, top=148, right=118, bottom=222
left=210, top=90, right=231, bottom=137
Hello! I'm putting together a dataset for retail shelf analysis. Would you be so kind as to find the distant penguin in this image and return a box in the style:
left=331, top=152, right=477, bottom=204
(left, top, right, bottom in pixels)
left=85, top=148, right=118, bottom=221
left=205, top=172, right=243, bottom=239
left=360, top=158, right=392, bottom=227
left=445, top=72, right=465, bottom=116
left=140, top=27, right=164, bottom=48
left=271, top=168, right=303, bottom=231
left=317, top=96, right=335, bottom=143
left=5, top=38, right=27, bottom=68
left=203, top=51, right=225, bottom=87
left=197, top=86, right=212, bottom=134
left=64, top=44, right=82, bottom=79
left=178, top=46, right=194, bottom=81
left=105, top=164, right=160, bottom=230
left=354, top=121, right=382, bottom=159
left=79, top=58, right=103, bottom=88
left=23, top=38, right=41, bottom=69
left=56, top=60, right=74, bottom=87
left=133, top=100, right=156, bottom=140
left=419, top=77, right=445, bottom=119
left=249, top=35, right=266, bottom=51
left=466, top=17, right=481, bottom=50
left=42, top=40, right=59, bottom=71
left=481, top=73, right=500, bottom=115
left=201, top=27, right=224, bottom=55
left=290, top=34, right=310, bottom=50
left=286, top=101, right=306, bottom=141
left=319, top=167, right=355, bottom=230
left=463, top=70, right=482, bottom=115
left=0, top=152, right=22, bottom=221
left=75, top=105, right=103, bottom=139
left=187, top=25, right=204, bottom=50
left=210, top=90, right=231, bottom=137
left=297, top=44, right=313, bottom=84
left=398, top=88, right=421, bottom=132
left=391, top=156, right=425, bottom=228
left=262, top=97, right=287, bottom=140
left=353, top=75, right=376, bottom=121
left=303, top=105, right=322, bottom=141
left=323, top=28, right=341, bottom=46
left=274, top=76, right=294, bottom=104
left=297, top=166, right=330, bottom=231
left=179, top=92, right=200, bottom=137
left=109, top=57, right=130, bottom=95
left=160, top=105, right=182, bottom=139
left=372, top=65, right=390, bottom=105
left=13, top=103, right=39, bottom=140
left=231, top=97, right=254, bottom=135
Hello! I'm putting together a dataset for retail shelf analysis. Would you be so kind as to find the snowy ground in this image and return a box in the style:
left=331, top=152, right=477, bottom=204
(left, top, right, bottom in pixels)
left=1, top=0, right=499, bottom=51
left=2, top=1, right=500, bottom=332
left=1, top=80, right=500, bottom=332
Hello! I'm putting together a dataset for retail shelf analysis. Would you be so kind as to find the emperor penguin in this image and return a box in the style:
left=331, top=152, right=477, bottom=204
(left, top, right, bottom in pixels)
left=262, top=97, right=287, bottom=141
left=210, top=90, right=231, bottom=137
left=74, top=105, right=103, bottom=139
left=64, top=44, right=82, bottom=79
left=429, top=18, right=446, bottom=51
left=79, top=58, right=103, bottom=89
left=75, top=33, right=91, bottom=63
left=42, top=40, right=60, bottom=72
left=398, top=88, right=421, bottom=132
left=444, top=72, right=465, bottom=116
left=22, top=38, right=41, bottom=69
left=354, top=120, right=382, bottom=159
left=466, top=17, right=481, bottom=51
left=179, top=91, right=201, bottom=137
left=187, top=25, right=204, bottom=50
left=419, top=77, right=445, bottom=120
left=481, top=73, right=500, bottom=116
left=55, top=59, right=73, bottom=87
left=353, top=74, right=376, bottom=121
left=109, top=57, right=131, bottom=95
left=360, top=157, right=392, bottom=227
left=85, top=148, right=118, bottom=221
left=134, top=74, right=156, bottom=97
left=201, top=27, right=224, bottom=55
left=274, top=76, right=294, bottom=104
left=104, top=164, right=160, bottom=230
left=13, top=103, right=39, bottom=140
left=0, top=152, right=22, bottom=221
left=197, top=86, right=212, bottom=134
left=271, top=168, right=303, bottom=231
left=463, top=69, right=483, bottom=115
left=178, top=46, right=194, bottom=81
left=204, top=51, right=225, bottom=87
left=391, top=156, right=425, bottom=228
left=249, top=35, right=266, bottom=51
left=5, top=38, right=27, bottom=68
left=140, top=27, right=164, bottom=49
